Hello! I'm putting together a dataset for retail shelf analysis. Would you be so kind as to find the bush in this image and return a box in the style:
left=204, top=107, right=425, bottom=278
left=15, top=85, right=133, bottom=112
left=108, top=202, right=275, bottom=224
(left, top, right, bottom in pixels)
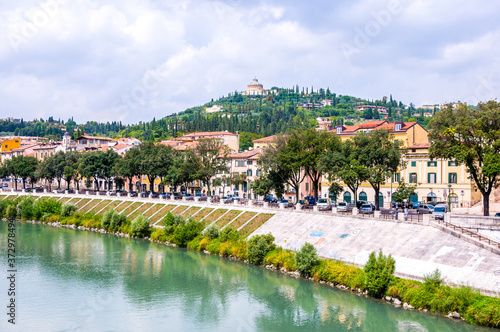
left=423, top=268, right=445, bottom=290
left=5, top=204, right=17, bottom=221
left=150, top=228, right=167, bottom=242
left=312, top=259, right=365, bottom=289
left=61, top=204, right=77, bottom=217
left=101, top=209, right=114, bottom=230
left=364, top=250, right=395, bottom=298
left=17, top=197, right=34, bottom=220
left=464, top=297, right=500, bottom=328
left=295, top=242, right=319, bottom=276
left=219, top=225, right=239, bottom=242
left=171, top=220, right=204, bottom=247
left=203, top=225, right=219, bottom=239
left=246, top=233, right=275, bottom=265
left=265, top=248, right=297, bottom=271
left=129, top=215, right=151, bottom=238
left=110, top=212, right=126, bottom=232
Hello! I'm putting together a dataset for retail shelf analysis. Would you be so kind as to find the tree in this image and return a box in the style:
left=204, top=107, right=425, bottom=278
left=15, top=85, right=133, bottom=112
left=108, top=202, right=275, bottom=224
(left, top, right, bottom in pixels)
left=115, top=147, right=141, bottom=192
left=364, top=250, right=396, bottom=298
left=167, top=150, right=199, bottom=193
left=259, top=135, right=304, bottom=202
left=392, top=180, right=416, bottom=204
left=251, top=174, right=273, bottom=198
left=429, top=101, right=500, bottom=216
left=295, top=242, right=319, bottom=276
left=193, top=138, right=229, bottom=197
left=44, top=151, right=66, bottom=189
left=63, top=151, right=80, bottom=190
left=78, top=150, right=119, bottom=191
left=319, top=139, right=369, bottom=207
left=354, top=131, right=402, bottom=210
left=298, top=128, right=339, bottom=201
left=7, top=156, right=39, bottom=189
left=137, top=142, right=175, bottom=193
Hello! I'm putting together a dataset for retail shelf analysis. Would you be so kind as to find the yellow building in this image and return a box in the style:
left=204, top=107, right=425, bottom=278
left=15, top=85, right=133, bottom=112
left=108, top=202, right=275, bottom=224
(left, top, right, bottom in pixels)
left=0, top=138, right=21, bottom=153
left=321, top=121, right=480, bottom=208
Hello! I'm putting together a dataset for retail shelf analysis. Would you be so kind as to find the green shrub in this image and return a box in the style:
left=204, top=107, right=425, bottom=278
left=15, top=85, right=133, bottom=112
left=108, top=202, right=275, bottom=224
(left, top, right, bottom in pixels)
left=207, top=239, right=222, bottom=255
left=246, top=233, right=275, bottom=265
left=364, top=250, right=395, bottom=298
left=219, top=225, right=239, bottom=242
left=171, top=220, right=204, bottom=247
left=295, top=242, right=319, bottom=276
left=34, top=198, right=61, bottom=217
left=110, top=212, right=126, bottom=232
left=17, top=197, right=35, bottom=220
left=312, top=259, right=365, bottom=289
left=265, top=248, right=297, bottom=271
left=5, top=204, right=17, bottom=221
left=203, top=225, right=219, bottom=239
left=423, top=268, right=446, bottom=290
left=150, top=228, right=167, bottom=242
left=61, top=204, right=77, bottom=217
left=465, top=297, right=500, bottom=328
left=101, top=209, right=114, bottom=230
left=129, top=215, right=151, bottom=238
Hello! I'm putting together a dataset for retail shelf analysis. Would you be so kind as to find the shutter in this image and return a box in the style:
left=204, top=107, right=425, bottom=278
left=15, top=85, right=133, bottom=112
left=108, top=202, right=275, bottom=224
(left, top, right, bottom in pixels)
left=448, top=173, right=451, bottom=183
left=448, top=161, right=451, bottom=166
left=427, top=173, right=430, bottom=183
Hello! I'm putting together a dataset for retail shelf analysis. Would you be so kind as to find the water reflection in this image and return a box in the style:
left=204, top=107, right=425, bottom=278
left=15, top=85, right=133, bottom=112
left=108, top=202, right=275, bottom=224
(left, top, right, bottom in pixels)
left=0, top=222, right=493, bottom=332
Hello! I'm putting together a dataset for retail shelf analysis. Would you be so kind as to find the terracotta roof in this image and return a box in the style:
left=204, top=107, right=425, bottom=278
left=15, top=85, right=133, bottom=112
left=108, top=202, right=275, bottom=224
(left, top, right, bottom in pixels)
left=112, top=144, right=130, bottom=151
left=173, top=141, right=198, bottom=151
left=158, top=140, right=182, bottom=147
left=10, top=144, right=39, bottom=152
left=357, top=120, right=387, bottom=128
left=253, top=135, right=277, bottom=143
left=229, top=148, right=262, bottom=159
left=183, top=131, right=237, bottom=138
left=374, top=122, right=417, bottom=131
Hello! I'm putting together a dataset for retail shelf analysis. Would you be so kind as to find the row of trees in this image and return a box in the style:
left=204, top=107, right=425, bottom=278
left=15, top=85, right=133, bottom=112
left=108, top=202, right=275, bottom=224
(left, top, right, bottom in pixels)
left=253, top=128, right=402, bottom=210
left=0, top=139, right=230, bottom=195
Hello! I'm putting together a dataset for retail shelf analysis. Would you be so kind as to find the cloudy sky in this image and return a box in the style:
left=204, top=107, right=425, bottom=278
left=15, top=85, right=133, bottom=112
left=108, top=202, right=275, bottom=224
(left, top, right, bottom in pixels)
left=1, top=0, right=499, bottom=124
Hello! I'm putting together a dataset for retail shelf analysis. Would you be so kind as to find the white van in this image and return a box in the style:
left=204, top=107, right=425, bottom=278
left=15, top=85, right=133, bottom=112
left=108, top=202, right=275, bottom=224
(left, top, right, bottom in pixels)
left=432, top=204, right=447, bottom=220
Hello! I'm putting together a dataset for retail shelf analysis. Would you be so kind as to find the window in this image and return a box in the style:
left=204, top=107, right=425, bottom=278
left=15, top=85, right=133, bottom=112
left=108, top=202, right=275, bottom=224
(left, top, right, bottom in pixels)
left=305, top=183, right=309, bottom=192
left=448, top=160, right=458, bottom=166
left=428, top=173, right=436, bottom=183
left=235, top=160, right=246, bottom=167
left=247, top=160, right=253, bottom=165
left=409, top=173, right=417, bottom=183
left=427, top=161, right=437, bottom=167
left=449, top=173, right=457, bottom=184
left=411, top=161, right=416, bottom=167
left=235, top=183, right=239, bottom=190
left=247, top=170, right=252, bottom=176
left=395, top=123, right=402, bottom=131
left=256, top=170, right=259, bottom=176
left=393, top=173, right=400, bottom=182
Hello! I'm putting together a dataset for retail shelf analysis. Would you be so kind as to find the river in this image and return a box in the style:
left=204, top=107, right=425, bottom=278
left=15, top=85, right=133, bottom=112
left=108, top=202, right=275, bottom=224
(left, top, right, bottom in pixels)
left=0, top=221, right=494, bottom=331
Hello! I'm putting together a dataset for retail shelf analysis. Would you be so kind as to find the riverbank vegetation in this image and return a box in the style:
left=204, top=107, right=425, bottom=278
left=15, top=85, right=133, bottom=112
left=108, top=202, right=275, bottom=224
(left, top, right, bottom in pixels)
left=1, top=196, right=499, bottom=328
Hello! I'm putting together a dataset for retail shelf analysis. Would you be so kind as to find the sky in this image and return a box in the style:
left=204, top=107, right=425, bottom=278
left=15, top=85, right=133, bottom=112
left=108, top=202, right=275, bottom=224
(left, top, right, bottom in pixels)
left=1, top=0, right=500, bottom=124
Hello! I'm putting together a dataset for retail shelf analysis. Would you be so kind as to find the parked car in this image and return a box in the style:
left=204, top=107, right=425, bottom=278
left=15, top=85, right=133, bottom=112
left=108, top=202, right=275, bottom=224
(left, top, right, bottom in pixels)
left=139, top=191, right=150, bottom=198
left=495, top=212, right=500, bottom=217
left=432, top=204, right=447, bottom=220
left=337, top=202, right=348, bottom=212
left=280, top=199, right=294, bottom=207
left=263, top=196, right=278, bottom=203
left=412, top=202, right=423, bottom=209
left=159, top=193, right=169, bottom=199
left=417, top=204, right=435, bottom=214
left=317, top=198, right=332, bottom=211
left=356, top=200, right=367, bottom=209
left=129, top=191, right=138, bottom=197
left=360, top=203, right=376, bottom=213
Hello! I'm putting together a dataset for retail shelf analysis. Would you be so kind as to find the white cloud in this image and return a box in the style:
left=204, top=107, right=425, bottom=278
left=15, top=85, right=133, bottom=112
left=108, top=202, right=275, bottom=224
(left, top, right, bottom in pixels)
left=0, top=0, right=499, bottom=124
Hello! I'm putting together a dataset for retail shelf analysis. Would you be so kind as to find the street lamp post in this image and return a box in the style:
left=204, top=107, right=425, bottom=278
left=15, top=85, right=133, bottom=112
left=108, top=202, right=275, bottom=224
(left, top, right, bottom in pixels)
left=447, top=184, right=452, bottom=212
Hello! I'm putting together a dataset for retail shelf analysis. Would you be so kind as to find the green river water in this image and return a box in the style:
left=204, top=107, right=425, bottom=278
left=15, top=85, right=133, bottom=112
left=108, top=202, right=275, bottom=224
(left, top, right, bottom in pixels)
left=0, top=221, right=495, bottom=331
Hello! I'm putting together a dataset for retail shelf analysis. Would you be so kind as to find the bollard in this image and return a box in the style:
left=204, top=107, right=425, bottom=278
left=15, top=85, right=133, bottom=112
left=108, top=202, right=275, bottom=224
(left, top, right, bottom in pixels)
left=279, top=203, right=285, bottom=210
left=374, top=210, right=381, bottom=219
left=313, top=206, right=319, bottom=212
left=331, top=207, right=337, bottom=214
left=352, top=208, right=359, bottom=216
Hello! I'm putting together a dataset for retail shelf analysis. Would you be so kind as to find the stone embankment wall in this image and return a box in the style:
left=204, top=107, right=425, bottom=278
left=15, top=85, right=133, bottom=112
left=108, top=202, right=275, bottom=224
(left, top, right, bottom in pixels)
left=252, top=212, right=500, bottom=296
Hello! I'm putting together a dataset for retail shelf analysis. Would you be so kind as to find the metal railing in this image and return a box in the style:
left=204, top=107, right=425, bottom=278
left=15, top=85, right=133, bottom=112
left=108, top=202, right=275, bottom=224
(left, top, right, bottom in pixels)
left=435, top=219, right=500, bottom=249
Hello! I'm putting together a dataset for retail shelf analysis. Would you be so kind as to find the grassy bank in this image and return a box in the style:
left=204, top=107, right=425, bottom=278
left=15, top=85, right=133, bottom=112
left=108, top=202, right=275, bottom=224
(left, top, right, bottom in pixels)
left=1, top=196, right=499, bottom=328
